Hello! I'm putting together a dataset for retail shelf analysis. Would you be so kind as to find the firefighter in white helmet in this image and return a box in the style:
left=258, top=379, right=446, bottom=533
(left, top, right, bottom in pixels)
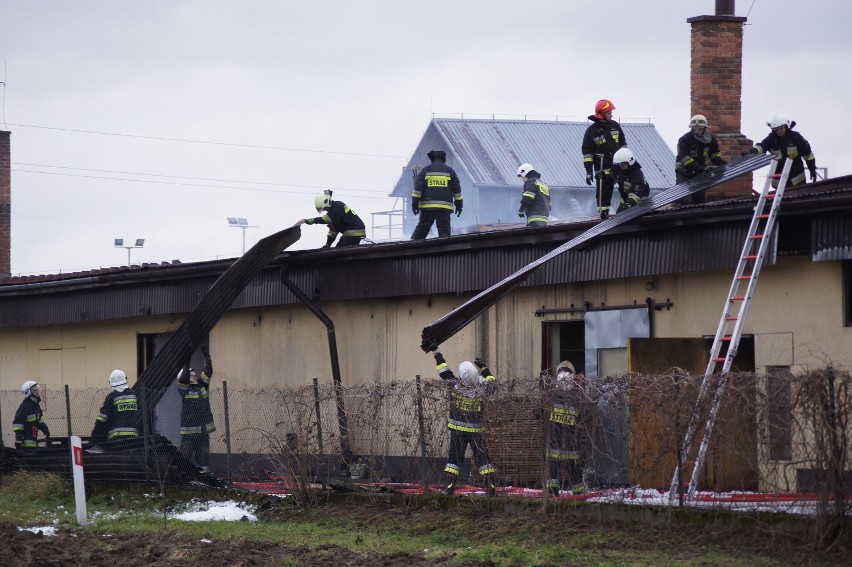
left=747, top=116, right=817, bottom=186
left=516, top=163, right=552, bottom=227
left=540, top=361, right=587, bottom=497
left=13, top=381, right=51, bottom=449
left=433, top=350, right=498, bottom=496
left=674, top=114, right=727, bottom=206
left=90, top=369, right=141, bottom=444
left=297, top=189, right=366, bottom=248
left=611, top=148, right=650, bottom=213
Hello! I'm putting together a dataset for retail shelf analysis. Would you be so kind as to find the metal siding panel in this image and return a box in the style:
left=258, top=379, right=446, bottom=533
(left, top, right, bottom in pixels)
left=812, top=213, right=852, bottom=261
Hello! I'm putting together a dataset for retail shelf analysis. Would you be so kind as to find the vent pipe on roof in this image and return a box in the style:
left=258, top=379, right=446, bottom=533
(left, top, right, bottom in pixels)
left=716, top=0, right=735, bottom=16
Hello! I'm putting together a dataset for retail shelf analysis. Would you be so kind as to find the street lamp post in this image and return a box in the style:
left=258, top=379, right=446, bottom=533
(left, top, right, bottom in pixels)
left=227, top=217, right=258, bottom=254
left=114, top=238, right=145, bottom=265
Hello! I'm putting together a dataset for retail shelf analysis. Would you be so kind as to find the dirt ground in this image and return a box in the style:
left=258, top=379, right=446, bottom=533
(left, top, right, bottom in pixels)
left=0, top=523, right=499, bottom=567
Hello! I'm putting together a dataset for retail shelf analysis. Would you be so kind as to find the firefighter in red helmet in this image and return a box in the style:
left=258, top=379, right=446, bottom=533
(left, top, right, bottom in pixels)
left=582, top=99, right=626, bottom=219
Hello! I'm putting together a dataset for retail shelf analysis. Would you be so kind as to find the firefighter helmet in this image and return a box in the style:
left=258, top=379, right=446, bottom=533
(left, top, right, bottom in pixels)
left=594, top=99, right=615, bottom=119
left=556, top=361, right=575, bottom=383
left=314, top=190, right=333, bottom=212
left=458, top=361, right=480, bottom=386
left=689, top=114, right=708, bottom=129
left=427, top=150, right=446, bottom=162
left=516, top=163, right=535, bottom=178
left=767, top=115, right=790, bottom=130
left=109, top=369, right=128, bottom=390
left=21, top=380, right=39, bottom=397
left=612, top=147, right=635, bottom=167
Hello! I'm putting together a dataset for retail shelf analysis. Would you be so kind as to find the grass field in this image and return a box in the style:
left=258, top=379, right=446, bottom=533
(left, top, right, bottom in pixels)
left=0, top=472, right=848, bottom=566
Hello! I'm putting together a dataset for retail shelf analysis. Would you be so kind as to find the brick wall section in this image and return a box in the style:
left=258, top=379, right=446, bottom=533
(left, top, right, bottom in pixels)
left=688, top=15, right=754, bottom=199
left=0, top=130, right=10, bottom=277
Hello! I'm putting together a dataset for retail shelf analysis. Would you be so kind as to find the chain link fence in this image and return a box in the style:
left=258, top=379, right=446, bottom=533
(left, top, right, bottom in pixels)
left=1, top=368, right=849, bottom=503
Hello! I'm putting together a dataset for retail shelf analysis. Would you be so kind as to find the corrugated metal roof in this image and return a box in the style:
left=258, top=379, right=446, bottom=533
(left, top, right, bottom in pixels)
left=392, top=118, right=676, bottom=195
left=3, top=178, right=852, bottom=329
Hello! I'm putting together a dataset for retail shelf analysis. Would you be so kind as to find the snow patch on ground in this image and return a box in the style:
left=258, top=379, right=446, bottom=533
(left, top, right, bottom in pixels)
left=18, top=526, right=59, bottom=536
left=173, top=500, right=257, bottom=522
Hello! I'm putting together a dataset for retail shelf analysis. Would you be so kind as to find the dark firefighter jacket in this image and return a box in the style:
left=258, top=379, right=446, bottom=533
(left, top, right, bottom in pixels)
left=546, top=382, right=583, bottom=461
left=435, top=355, right=496, bottom=433
left=676, top=131, right=726, bottom=178
left=613, top=162, right=650, bottom=208
left=518, top=172, right=552, bottom=225
left=582, top=116, right=626, bottom=173
left=91, top=389, right=141, bottom=442
left=13, top=396, right=50, bottom=448
left=755, top=127, right=816, bottom=186
left=306, top=200, right=366, bottom=246
left=412, top=161, right=463, bottom=213
left=178, top=357, right=215, bottom=437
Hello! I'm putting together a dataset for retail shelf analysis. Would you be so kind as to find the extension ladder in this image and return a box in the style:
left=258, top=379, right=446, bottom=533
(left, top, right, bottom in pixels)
left=669, top=157, right=793, bottom=501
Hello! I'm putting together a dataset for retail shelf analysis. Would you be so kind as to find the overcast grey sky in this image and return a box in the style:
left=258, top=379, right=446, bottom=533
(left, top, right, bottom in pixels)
left=2, top=0, right=849, bottom=275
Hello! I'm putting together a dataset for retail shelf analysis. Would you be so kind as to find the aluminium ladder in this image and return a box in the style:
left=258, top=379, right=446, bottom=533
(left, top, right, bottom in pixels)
left=669, top=157, right=793, bottom=501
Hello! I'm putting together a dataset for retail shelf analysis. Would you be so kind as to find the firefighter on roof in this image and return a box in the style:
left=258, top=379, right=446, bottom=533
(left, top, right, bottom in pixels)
left=582, top=99, right=626, bottom=219
left=298, top=190, right=366, bottom=248
left=611, top=148, right=650, bottom=213
left=411, top=150, right=463, bottom=239
left=516, top=163, right=552, bottom=227
left=748, top=116, right=817, bottom=187
left=13, top=381, right=50, bottom=449
left=433, top=351, right=498, bottom=497
left=675, top=114, right=727, bottom=206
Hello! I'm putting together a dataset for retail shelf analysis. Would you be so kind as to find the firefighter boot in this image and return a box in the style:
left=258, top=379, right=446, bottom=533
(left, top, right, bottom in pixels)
left=483, top=475, right=497, bottom=498
left=443, top=475, right=456, bottom=495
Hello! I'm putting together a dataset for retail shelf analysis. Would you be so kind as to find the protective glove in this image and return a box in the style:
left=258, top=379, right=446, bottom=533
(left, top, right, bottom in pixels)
left=434, top=351, right=446, bottom=365
left=585, top=173, right=593, bottom=186
left=746, top=147, right=759, bottom=155
left=455, top=202, right=463, bottom=217
left=810, top=169, right=817, bottom=182
left=517, top=211, right=525, bottom=218
left=474, top=357, right=486, bottom=370
left=412, top=203, right=420, bottom=216
left=600, top=210, right=610, bottom=220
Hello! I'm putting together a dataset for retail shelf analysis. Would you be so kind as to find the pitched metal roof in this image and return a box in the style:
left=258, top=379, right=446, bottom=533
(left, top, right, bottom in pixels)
left=392, top=118, right=676, bottom=196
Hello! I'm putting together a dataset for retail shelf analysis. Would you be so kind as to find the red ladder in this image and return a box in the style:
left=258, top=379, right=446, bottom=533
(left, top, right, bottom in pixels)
left=669, top=157, right=792, bottom=501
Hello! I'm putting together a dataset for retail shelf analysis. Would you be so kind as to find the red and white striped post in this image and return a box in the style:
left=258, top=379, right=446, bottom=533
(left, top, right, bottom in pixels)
left=70, top=436, right=88, bottom=526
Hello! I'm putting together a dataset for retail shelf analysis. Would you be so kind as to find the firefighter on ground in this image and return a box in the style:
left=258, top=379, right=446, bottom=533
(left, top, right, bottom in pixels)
left=13, top=381, right=50, bottom=449
left=747, top=116, right=817, bottom=187
left=178, top=345, right=215, bottom=474
left=433, top=350, right=498, bottom=497
left=411, top=150, right=463, bottom=239
left=516, top=163, right=552, bottom=227
left=675, top=114, right=727, bottom=206
left=612, top=148, right=650, bottom=213
left=90, top=369, right=141, bottom=444
left=542, top=361, right=586, bottom=496
left=582, top=99, right=626, bottom=219
left=298, top=190, right=366, bottom=248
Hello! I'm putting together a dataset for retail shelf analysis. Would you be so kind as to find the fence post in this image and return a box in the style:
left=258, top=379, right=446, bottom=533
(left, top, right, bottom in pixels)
left=313, top=377, right=324, bottom=453
left=65, top=384, right=73, bottom=436
left=222, top=380, right=232, bottom=479
left=140, top=387, right=151, bottom=482
left=415, top=375, right=430, bottom=494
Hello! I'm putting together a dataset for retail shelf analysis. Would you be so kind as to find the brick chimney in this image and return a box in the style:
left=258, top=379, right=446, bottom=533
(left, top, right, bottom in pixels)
left=688, top=0, right=753, bottom=199
left=0, top=130, right=10, bottom=277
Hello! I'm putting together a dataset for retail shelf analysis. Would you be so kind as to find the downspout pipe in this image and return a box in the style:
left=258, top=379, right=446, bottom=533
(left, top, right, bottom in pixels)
left=280, top=266, right=354, bottom=467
